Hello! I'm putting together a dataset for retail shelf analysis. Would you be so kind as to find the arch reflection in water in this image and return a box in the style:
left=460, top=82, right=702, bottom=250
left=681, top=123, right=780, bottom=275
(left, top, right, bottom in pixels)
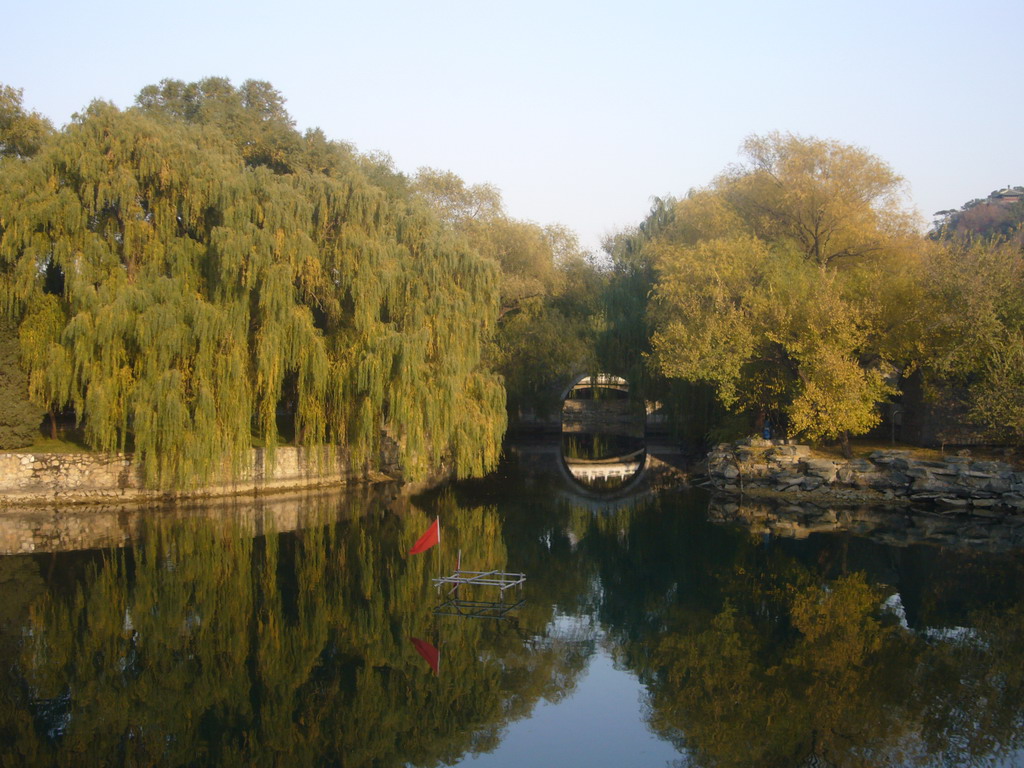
left=560, top=433, right=647, bottom=493
left=560, top=373, right=648, bottom=494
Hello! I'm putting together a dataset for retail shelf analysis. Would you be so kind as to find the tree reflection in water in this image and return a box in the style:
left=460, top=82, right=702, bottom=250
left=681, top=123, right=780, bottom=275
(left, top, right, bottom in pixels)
left=0, top=492, right=586, bottom=767
left=1, top=451, right=1022, bottom=767
left=576, top=495, right=1024, bottom=768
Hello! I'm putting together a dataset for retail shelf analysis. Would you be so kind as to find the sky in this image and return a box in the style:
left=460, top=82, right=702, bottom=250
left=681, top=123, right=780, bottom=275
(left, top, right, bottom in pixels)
left=4, top=0, right=1023, bottom=254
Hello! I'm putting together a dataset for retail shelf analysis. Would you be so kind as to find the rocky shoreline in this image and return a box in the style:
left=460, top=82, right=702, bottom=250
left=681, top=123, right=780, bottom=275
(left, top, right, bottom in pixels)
left=703, top=438, right=1024, bottom=517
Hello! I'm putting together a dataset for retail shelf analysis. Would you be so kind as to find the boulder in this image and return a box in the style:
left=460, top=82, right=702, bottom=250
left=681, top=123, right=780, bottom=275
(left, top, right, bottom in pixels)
left=944, top=456, right=974, bottom=466
left=802, top=458, right=838, bottom=482
left=911, top=474, right=964, bottom=495
left=801, top=476, right=825, bottom=491
left=868, top=450, right=912, bottom=466
left=720, top=464, right=740, bottom=480
left=774, top=474, right=804, bottom=490
left=835, top=465, right=860, bottom=485
left=704, top=440, right=1024, bottom=512
left=972, top=460, right=1012, bottom=473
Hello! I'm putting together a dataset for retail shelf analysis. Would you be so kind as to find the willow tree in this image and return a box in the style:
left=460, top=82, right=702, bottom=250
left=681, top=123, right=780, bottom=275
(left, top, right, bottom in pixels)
left=412, top=167, right=604, bottom=417
left=135, top=77, right=305, bottom=174
left=0, top=85, right=505, bottom=487
left=647, top=134, right=923, bottom=451
left=0, top=86, right=51, bottom=446
left=0, top=318, right=43, bottom=447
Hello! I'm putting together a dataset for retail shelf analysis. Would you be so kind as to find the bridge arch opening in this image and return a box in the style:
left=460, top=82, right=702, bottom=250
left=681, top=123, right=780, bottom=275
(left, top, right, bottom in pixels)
left=559, top=373, right=631, bottom=403
left=559, top=373, right=647, bottom=493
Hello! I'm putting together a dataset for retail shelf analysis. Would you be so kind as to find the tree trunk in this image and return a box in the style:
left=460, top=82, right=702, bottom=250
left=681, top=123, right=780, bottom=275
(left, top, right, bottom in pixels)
left=839, top=430, right=852, bottom=459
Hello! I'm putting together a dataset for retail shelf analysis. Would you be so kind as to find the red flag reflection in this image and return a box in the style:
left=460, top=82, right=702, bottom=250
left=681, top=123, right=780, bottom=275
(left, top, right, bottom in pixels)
left=410, top=637, right=439, bottom=674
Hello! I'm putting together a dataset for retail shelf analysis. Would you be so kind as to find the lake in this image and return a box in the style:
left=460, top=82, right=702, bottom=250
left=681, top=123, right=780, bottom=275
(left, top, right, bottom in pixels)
left=1, top=440, right=1022, bottom=767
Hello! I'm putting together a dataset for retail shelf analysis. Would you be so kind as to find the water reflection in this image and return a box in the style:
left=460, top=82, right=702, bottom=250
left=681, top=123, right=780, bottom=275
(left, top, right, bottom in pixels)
left=0, top=491, right=585, bottom=767
left=561, top=433, right=647, bottom=492
left=453, top=451, right=1024, bottom=768
left=0, top=447, right=1022, bottom=767
left=707, top=494, right=1024, bottom=552
left=560, top=373, right=648, bottom=494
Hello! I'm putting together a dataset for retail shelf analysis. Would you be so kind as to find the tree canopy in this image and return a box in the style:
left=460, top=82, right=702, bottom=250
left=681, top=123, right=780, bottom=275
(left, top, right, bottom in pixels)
left=918, top=238, right=1024, bottom=443
left=0, top=318, right=44, bottom=448
left=2, top=79, right=1022, bottom=476
left=412, top=167, right=605, bottom=418
left=0, top=85, right=53, bottom=160
left=0, top=80, right=505, bottom=487
left=645, top=133, right=925, bottom=448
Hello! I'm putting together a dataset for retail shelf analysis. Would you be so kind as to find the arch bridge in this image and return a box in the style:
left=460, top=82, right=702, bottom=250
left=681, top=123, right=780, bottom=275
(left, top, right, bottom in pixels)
left=560, top=373, right=631, bottom=401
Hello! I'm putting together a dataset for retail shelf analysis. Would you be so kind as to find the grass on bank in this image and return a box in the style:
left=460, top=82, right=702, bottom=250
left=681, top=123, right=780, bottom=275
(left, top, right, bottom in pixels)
left=814, top=439, right=1023, bottom=469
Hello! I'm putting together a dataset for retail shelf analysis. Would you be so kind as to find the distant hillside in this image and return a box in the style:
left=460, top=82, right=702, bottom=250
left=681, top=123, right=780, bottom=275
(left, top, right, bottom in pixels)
left=932, top=186, right=1024, bottom=245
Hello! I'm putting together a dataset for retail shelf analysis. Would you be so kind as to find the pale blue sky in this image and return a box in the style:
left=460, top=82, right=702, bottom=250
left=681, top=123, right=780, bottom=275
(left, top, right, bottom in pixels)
left=5, top=0, right=1022, bottom=253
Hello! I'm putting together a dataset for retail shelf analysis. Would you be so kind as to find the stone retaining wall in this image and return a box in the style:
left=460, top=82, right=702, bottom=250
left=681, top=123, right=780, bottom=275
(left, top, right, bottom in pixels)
left=706, top=438, right=1024, bottom=516
left=0, top=446, right=396, bottom=506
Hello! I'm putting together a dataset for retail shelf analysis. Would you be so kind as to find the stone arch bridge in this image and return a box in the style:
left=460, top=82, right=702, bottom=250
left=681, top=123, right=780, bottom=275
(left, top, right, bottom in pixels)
left=560, top=373, right=666, bottom=436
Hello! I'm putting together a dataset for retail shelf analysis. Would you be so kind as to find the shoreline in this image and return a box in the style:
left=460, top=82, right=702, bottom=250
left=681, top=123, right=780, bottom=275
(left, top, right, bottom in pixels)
left=0, top=445, right=445, bottom=510
left=701, top=438, right=1024, bottom=519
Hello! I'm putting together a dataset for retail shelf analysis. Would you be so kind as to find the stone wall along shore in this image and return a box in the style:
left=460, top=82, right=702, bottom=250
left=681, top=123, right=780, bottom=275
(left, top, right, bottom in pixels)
left=0, top=446, right=400, bottom=507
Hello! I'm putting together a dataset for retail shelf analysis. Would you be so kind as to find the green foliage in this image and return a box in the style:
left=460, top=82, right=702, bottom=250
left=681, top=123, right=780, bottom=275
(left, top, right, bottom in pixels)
left=0, top=319, right=43, bottom=448
left=490, top=296, right=597, bottom=416
left=646, top=134, right=917, bottom=445
left=412, top=167, right=563, bottom=312
left=597, top=197, right=674, bottom=400
left=0, top=83, right=505, bottom=486
left=410, top=167, right=502, bottom=227
left=0, top=84, right=53, bottom=159
left=413, top=167, right=606, bottom=418
left=722, top=132, right=918, bottom=267
left=919, top=238, right=1024, bottom=444
left=135, top=77, right=304, bottom=174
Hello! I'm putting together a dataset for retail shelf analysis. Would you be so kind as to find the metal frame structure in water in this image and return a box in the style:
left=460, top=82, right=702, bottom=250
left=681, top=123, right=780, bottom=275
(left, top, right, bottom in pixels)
left=432, top=569, right=526, bottom=620
left=433, top=568, right=526, bottom=596
left=434, top=596, right=526, bottom=620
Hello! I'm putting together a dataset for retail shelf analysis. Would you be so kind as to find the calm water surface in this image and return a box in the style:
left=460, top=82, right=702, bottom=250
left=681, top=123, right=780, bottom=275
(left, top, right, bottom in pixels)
left=1, top=442, right=1022, bottom=767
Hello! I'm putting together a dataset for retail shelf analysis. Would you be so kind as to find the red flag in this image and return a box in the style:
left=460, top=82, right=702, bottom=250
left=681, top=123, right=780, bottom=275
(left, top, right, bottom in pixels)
left=410, top=637, right=440, bottom=674
left=409, top=517, right=440, bottom=555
